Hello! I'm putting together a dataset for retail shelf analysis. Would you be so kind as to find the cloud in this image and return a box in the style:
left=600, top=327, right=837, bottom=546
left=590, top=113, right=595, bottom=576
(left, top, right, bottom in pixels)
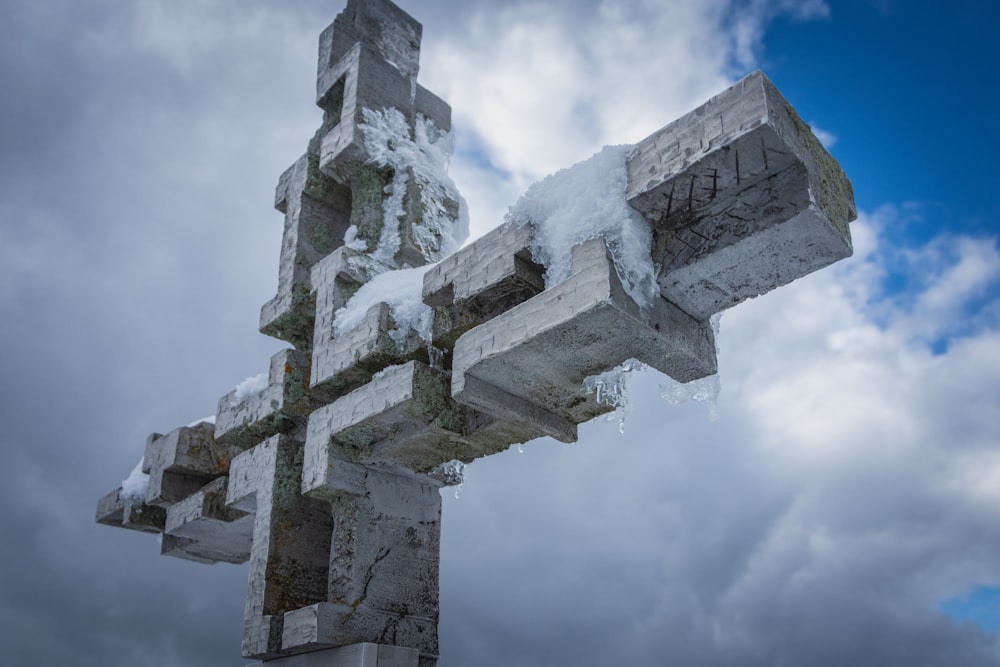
left=439, top=215, right=1000, bottom=666
left=2, top=1, right=998, bottom=666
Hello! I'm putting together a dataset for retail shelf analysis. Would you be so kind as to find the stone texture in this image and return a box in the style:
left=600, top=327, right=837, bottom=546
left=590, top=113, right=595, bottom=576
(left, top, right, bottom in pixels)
left=261, top=154, right=353, bottom=349
left=228, top=435, right=334, bottom=660
left=451, top=237, right=717, bottom=442
left=246, top=642, right=419, bottom=667
left=162, top=476, right=253, bottom=565
left=422, top=220, right=544, bottom=350
left=143, top=421, right=238, bottom=508
left=626, top=70, right=856, bottom=320
left=215, top=349, right=312, bottom=449
left=95, top=488, right=165, bottom=534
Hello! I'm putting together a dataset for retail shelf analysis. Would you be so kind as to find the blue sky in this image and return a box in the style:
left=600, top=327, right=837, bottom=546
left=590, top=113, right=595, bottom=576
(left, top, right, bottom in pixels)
left=763, top=1, right=998, bottom=239
left=1, top=1, right=999, bottom=666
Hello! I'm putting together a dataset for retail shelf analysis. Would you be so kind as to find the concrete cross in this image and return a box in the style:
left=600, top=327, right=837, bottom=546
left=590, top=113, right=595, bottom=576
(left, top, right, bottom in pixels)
left=97, top=1, right=856, bottom=666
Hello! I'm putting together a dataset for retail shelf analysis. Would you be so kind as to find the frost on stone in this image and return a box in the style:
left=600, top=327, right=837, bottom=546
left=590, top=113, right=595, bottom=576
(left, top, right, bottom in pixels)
left=360, top=107, right=469, bottom=264
left=342, top=225, right=367, bottom=251
left=186, top=415, right=217, bottom=428
left=333, top=264, right=434, bottom=346
left=234, top=373, right=268, bottom=401
left=504, top=145, right=657, bottom=308
left=584, top=359, right=646, bottom=433
left=120, top=458, right=149, bottom=500
left=430, top=459, right=466, bottom=498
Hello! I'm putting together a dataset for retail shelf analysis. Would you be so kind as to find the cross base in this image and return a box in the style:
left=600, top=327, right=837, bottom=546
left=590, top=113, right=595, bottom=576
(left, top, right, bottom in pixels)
left=246, top=643, right=425, bottom=667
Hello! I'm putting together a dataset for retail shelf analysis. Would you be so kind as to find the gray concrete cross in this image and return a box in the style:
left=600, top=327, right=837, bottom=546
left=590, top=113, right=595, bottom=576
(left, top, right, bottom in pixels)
left=97, top=1, right=856, bottom=665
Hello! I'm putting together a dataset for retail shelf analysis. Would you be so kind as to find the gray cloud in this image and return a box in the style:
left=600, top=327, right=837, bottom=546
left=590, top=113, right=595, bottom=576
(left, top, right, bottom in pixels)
left=2, top=1, right=998, bottom=666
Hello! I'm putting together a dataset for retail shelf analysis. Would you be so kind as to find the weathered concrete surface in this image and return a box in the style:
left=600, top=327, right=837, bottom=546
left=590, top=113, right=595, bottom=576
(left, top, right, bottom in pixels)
left=423, top=220, right=544, bottom=349
left=261, top=154, right=353, bottom=349
left=228, top=436, right=333, bottom=660
left=161, top=476, right=253, bottom=565
left=451, top=237, right=717, bottom=442
left=289, top=467, right=441, bottom=662
left=627, top=70, right=856, bottom=320
left=95, top=488, right=165, bottom=534
left=143, top=421, right=238, bottom=507
left=246, top=642, right=419, bottom=667
left=215, top=349, right=312, bottom=449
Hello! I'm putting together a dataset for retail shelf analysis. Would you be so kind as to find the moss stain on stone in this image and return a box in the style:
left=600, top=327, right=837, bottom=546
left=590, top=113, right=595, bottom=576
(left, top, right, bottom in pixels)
left=348, top=161, right=390, bottom=253
left=787, top=106, right=856, bottom=239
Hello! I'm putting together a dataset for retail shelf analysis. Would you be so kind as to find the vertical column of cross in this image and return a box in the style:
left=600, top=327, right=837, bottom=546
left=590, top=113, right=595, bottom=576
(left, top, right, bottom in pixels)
left=241, top=2, right=463, bottom=665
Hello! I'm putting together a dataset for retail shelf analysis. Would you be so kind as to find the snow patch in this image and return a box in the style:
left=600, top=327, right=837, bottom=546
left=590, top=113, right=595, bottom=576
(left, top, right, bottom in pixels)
left=121, top=458, right=149, bottom=500
left=505, top=145, right=657, bottom=308
left=187, top=415, right=216, bottom=428
left=333, top=265, right=434, bottom=347
left=234, top=373, right=268, bottom=401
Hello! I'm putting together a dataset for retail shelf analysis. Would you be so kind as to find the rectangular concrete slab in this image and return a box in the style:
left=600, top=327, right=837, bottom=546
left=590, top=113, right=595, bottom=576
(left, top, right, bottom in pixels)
left=246, top=642, right=419, bottom=667
left=215, top=349, right=312, bottom=449
left=162, top=476, right=253, bottom=565
left=451, top=238, right=717, bottom=443
left=626, top=70, right=855, bottom=320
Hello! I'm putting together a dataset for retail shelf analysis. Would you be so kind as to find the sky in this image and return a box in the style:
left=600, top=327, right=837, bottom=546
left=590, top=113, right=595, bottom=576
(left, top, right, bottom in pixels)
left=1, top=0, right=999, bottom=665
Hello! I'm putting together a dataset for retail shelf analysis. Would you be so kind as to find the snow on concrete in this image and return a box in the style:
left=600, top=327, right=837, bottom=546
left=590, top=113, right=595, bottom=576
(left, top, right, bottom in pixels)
left=234, top=373, right=269, bottom=401
left=505, top=145, right=657, bottom=308
left=333, top=264, right=434, bottom=346
left=120, top=458, right=149, bottom=500
left=360, top=107, right=469, bottom=264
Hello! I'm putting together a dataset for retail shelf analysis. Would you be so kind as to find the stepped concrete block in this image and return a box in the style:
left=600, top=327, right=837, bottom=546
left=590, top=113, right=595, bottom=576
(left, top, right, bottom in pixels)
left=311, top=302, right=426, bottom=401
left=452, top=238, right=717, bottom=443
left=215, top=349, right=312, bottom=450
left=422, top=220, right=544, bottom=349
left=626, top=70, right=855, bottom=320
left=143, top=422, right=238, bottom=508
left=228, top=436, right=334, bottom=660
left=261, top=153, right=354, bottom=349
left=96, top=488, right=165, bottom=534
left=287, top=466, right=440, bottom=662
left=246, top=642, right=419, bottom=667
left=161, top=477, right=253, bottom=565
left=303, top=361, right=465, bottom=477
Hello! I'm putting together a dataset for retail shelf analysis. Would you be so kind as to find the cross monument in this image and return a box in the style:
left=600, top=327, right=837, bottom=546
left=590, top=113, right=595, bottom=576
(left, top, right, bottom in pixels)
left=96, top=1, right=856, bottom=665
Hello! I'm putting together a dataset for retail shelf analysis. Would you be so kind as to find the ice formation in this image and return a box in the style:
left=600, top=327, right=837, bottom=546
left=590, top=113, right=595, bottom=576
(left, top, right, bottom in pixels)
left=584, top=359, right=647, bottom=433
left=434, top=459, right=466, bottom=499
left=359, top=107, right=469, bottom=264
left=660, top=314, right=722, bottom=420
left=505, top=145, right=657, bottom=308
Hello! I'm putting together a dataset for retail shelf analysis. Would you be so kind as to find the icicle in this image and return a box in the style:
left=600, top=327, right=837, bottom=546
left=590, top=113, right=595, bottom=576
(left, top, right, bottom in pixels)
left=583, top=359, right=645, bottom=433
left=660, top=374, right=721, bottom=421
left=428, top=345, right=446, bottom=372
left=431, top=459, right=466, bottom=499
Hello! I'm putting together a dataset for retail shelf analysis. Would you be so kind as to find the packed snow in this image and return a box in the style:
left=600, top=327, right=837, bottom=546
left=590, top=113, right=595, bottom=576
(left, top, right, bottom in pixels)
left=234, top=373, right=269, bottom=401
left=332, top=264, right=434, bottom=347
left=186, top=415, right=217, bottom=428
left=120, top=458, right=149, bottom=500
left=505, top=145, right=657, bottom=308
